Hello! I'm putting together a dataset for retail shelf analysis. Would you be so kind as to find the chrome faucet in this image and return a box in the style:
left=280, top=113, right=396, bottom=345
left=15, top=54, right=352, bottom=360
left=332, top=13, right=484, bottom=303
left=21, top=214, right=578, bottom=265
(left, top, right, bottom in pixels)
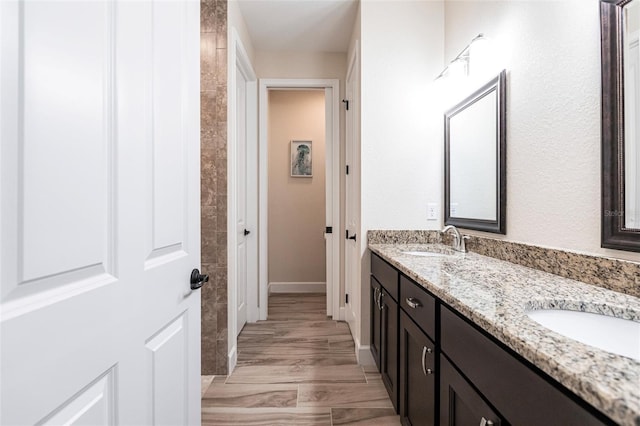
left=441, top=225, right=470, bottom=253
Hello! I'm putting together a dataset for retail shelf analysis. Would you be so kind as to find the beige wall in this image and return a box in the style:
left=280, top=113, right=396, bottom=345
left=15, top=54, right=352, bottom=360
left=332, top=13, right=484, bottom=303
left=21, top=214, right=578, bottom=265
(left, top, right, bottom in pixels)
left=268, top=90, right=327, bottom=285
left=443, top=0, right=639, bottom=263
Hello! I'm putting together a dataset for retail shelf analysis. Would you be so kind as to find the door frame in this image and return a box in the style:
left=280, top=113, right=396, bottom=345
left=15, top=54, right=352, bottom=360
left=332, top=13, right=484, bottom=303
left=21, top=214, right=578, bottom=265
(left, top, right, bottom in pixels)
left=227, top=28, right=257, bottom=373
left=344, top=42, right=359, bottom=331
left=258, top=78, right=341, bottom=321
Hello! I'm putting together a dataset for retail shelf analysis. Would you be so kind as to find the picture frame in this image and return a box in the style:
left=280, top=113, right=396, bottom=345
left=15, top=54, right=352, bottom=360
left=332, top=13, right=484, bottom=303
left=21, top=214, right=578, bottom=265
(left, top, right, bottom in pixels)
left=290, top=140, right=313, bottom=177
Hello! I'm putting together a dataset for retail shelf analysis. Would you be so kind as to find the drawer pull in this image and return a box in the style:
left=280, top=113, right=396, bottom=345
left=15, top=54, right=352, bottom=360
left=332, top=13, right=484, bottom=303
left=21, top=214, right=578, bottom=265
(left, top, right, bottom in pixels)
left=406, top=297, right=422, bottom=309
left=421, top=346, right=433, bottom=375
left=373, top=287, right=383, bottom=311
left=480, top=418, right=494, bottom=426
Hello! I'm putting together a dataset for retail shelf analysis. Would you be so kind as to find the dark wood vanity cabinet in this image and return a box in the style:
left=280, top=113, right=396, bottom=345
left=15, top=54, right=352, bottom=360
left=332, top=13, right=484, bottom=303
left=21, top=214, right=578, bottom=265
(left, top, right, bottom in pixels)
left=440, top=307, right=609, bottom=426
left=399, top=311, right=436, bottom=426
left=370, top=254, right=399, bottom=411
left=370, top=252, right=615, bottom=426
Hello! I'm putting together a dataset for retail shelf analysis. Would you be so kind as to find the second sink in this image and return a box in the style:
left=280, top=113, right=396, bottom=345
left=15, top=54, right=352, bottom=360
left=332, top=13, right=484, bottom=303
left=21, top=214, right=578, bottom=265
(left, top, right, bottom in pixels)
left=526, top=308, right=640, bottom=361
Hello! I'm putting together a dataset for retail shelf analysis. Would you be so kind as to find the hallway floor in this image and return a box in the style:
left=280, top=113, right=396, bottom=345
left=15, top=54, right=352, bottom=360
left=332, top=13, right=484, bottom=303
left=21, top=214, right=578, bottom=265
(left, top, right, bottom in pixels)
left=201, top=293, right=400, bottom=425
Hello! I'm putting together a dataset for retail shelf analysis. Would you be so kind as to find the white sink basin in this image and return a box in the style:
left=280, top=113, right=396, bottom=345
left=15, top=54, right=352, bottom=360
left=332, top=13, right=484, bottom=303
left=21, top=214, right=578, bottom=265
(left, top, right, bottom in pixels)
left=402, top=251, right=454, bottom=257
left=526, top=309, right=640, bottom=361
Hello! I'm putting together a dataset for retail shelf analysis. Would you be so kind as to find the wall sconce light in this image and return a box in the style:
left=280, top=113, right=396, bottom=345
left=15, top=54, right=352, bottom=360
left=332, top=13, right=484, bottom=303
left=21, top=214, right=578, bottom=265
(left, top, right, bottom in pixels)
left=435, top=33, right=487, bottom=80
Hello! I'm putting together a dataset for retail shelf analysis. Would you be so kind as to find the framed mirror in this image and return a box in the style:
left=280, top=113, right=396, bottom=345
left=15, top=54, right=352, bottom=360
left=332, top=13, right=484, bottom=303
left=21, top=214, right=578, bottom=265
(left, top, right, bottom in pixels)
left=601, top=0, right=640, bottom=252
left=444, top=70, right=507, bottom=234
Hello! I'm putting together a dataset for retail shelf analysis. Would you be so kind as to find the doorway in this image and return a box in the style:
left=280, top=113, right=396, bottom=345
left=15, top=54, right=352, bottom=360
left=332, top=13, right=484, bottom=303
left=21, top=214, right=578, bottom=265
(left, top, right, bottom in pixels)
left=267, top=89, right=327, bottom=301
left=258, top=79, right=341, bottom=322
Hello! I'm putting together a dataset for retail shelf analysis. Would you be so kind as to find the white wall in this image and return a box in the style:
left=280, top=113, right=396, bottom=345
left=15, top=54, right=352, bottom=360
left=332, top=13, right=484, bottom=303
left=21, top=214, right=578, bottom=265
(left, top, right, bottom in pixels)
left=360, top=1, right=445, bottom=232
left=228, top=0, right=255, bottom=64
left=443, top=0, right=640, bottom=263
left=356, top=0, right=445, bottom=349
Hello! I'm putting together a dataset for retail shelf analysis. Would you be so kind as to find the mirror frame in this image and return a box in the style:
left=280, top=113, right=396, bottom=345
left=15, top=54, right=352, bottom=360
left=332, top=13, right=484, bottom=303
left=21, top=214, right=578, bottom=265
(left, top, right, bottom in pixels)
left=601, top=0, right=640, bottom=252
left=444, top=70, right=507, bottom=234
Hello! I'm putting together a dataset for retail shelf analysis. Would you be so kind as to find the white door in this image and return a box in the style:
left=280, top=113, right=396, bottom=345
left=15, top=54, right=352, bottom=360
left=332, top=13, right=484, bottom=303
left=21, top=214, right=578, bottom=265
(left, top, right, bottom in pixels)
left=236, top=65, right=248, bottom=334
left=344, top=51, right=359, bottom=331
left=0, top=1, right=201, bottom=425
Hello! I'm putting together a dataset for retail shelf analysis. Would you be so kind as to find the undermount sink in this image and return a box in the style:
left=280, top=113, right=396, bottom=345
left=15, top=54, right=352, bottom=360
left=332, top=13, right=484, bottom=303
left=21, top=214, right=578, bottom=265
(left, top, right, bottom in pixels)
left=401, top=247, right=459, bottom=257
left=526, top=309, right=640, bottom=361
left=401, top=251, right=455, bottom=257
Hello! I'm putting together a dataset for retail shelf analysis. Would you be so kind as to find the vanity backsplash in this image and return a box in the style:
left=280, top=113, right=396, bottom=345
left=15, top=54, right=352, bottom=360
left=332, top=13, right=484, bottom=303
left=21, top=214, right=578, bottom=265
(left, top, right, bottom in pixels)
left=367, top=230, right=640, bottom=298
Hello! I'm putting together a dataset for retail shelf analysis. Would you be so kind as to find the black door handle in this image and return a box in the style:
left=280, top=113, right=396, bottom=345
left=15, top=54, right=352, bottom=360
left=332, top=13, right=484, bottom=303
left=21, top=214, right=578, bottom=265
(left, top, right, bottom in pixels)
left=244, top=229, right=250, bottom=236
left=346, top=230, right=357, bottom=241
left=190, top=268, right=209, bottom=290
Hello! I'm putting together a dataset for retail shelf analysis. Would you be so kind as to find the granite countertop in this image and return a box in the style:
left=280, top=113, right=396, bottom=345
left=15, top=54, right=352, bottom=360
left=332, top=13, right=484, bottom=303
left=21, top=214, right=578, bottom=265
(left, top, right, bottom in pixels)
left=369, top=243, right=640, bottom=426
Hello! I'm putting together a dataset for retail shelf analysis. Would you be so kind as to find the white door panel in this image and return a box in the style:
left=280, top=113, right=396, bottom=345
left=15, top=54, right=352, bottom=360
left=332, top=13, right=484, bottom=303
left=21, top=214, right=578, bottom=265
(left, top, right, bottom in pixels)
left=149, top=0, right=187, bottom=258
left=145, top=0, right=189, bottom=268
left=145, top=313, right=188, bottom=426
left=236, top=67, right=248, bottom=334
left=1, top=1, right=201, bottom=425
left=345, top=46, right=359, bottom=332
left=1, top=0, right=116, bottom=317
left=42, top=369, right=116, bottom=426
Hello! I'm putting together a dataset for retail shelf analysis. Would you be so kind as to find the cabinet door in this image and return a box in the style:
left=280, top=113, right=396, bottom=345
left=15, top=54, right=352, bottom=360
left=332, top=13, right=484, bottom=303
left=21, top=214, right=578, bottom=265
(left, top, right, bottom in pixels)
left=440, top=355, right=502, bottom=426
left=399, top=311, right=436, bottom=426
left=370, top=277, right=382, bottom=369
left=380, top=288, right=398, bottom=411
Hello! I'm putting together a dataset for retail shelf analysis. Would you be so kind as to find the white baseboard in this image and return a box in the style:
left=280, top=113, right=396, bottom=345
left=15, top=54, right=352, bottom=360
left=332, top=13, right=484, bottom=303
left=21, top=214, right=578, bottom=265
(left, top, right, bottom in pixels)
left=268, top=282, right=326, bottom=294
left=337, top=306, right=345, bottom=321
left=355, top=338, right=375, bottom=366
left=228, top=345, right=237, bottom=374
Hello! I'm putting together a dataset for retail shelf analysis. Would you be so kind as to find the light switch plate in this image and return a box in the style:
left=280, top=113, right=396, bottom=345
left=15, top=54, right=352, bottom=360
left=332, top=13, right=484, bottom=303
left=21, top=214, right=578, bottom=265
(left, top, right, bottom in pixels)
left=450, top=203, right=458, bottom=217
left=427, top=203, right=438, bottom=220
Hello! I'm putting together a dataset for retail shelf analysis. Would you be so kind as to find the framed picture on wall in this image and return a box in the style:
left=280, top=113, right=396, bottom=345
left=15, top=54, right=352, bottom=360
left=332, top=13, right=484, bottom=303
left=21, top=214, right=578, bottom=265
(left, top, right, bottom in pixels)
left=290, top=140, right=313, bottom=177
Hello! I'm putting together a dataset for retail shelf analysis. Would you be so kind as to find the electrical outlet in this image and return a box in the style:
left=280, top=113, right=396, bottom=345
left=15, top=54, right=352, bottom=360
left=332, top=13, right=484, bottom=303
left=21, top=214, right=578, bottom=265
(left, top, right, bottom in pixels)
left=450, top=203, right=458, bottom=217
left=427, top=203, right=438, bottom=220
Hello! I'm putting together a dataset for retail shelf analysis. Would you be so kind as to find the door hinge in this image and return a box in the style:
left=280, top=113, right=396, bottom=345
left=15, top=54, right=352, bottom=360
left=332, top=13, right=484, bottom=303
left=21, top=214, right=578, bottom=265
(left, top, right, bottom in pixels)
left=325, top=226, right=333, bottom=234
left=346, top=165, right=350, bottom=175
left=345, top=294, right=349, bottom=304
left=342, top=99, right=350, bottom=110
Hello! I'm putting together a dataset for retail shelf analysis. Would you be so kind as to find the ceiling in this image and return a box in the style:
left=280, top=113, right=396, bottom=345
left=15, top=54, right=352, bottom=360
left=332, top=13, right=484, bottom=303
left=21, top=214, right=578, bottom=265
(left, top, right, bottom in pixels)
left=237, top=0, right=359, bottom=53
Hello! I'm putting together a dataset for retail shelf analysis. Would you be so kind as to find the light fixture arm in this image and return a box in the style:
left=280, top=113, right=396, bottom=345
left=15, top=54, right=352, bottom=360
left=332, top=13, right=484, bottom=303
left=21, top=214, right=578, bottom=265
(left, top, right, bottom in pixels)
left=435, top=33, right=486, bottom=80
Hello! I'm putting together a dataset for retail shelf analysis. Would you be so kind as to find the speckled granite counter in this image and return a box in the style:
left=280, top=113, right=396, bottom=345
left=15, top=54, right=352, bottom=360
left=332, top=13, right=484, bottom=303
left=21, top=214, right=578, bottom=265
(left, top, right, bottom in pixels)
left=369, top=243, right=640, bottom=426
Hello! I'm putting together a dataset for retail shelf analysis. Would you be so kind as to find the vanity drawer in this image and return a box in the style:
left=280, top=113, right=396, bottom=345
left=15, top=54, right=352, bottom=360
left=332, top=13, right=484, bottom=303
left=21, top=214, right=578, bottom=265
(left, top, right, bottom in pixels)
left=441, top=306, right=608, bottom=426
left=400, top=276, right=436, bottom=340
left=371, top=253, right=398, bottom=301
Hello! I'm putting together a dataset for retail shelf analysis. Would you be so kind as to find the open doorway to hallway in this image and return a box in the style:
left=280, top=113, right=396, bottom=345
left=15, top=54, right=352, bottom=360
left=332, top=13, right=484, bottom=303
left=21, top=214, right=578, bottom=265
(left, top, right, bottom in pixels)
left=267, top=90, right=328, bottom=300
left=256, top=79, right=341, bottom=327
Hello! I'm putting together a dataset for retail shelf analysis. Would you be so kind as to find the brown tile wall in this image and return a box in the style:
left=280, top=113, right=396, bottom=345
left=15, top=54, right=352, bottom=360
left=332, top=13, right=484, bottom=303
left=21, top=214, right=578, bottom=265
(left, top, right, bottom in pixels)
left=201, top=0, right=228, bottom=375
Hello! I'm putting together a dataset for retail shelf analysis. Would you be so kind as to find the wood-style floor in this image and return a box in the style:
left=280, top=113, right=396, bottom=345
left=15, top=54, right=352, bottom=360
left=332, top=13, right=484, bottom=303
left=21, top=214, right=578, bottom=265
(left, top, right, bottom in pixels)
left=201, top=293, right=400, bottom=425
